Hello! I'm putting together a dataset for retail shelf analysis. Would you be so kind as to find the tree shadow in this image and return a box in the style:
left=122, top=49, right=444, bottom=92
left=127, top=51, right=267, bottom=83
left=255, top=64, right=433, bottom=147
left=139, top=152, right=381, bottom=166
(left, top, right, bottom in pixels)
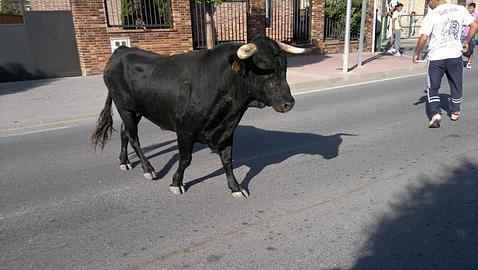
left=349, top=158, right=478, bottom=270
left=414, top=90, right=452, bottom=119
left=183, top=125, right=356, bottom=192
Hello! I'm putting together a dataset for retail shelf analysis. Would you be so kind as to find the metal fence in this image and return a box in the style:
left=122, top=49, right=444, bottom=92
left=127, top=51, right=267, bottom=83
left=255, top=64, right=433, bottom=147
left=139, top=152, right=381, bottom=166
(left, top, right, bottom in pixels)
left=399, top=14, right=424, bottom=38
left=324, top=16, right=360, bottom=41
left=104, top=0, right=172, bottom=29
left=190, top=0, right=247, bottom=49
left=266, top=0, right=311, bottom=44
left=1, top=0, right=27, bottom=15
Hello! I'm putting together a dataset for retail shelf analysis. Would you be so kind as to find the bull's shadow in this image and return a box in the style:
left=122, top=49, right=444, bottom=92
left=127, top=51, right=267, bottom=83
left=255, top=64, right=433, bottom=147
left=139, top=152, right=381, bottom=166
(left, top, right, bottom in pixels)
left=134, top=125, right=355, bottom=192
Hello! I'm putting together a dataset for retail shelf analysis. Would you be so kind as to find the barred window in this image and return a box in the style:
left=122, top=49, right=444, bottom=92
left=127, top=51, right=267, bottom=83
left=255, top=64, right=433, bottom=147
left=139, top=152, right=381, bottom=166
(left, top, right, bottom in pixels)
left=104, top=0, right=172, bottom=29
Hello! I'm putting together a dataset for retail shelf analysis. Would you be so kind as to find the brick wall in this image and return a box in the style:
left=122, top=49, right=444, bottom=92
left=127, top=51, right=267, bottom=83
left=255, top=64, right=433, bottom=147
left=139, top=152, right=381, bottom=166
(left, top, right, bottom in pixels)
left=247, top=0, right=266, bottom=40
left=70, top=0, right=192, bottom=76
left=27, top=0, right=71, bottom=11
left=69, top=0, right=375, bottom=76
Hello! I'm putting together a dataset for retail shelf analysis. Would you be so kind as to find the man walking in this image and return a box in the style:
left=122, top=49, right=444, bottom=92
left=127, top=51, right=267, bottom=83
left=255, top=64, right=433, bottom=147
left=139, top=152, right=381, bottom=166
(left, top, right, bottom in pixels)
left=413, top=0, right=478, bottom=128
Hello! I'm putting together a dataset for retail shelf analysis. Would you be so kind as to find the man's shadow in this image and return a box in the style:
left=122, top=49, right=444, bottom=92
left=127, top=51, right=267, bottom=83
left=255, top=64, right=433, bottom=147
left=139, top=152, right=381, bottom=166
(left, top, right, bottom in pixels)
left=414, top=90, right=452, bottom=119
left=132, top=125, right=356, bottom=192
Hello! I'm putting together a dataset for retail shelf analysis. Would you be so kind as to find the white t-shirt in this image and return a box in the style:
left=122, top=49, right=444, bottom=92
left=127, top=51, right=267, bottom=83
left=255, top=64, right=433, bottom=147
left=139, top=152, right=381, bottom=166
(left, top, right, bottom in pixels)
left=419, top=4, right=475, bottom=61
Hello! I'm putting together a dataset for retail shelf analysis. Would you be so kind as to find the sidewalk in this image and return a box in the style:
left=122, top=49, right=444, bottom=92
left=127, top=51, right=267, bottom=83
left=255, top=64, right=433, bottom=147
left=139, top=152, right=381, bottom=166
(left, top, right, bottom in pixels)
left=0, top=38, right=425, bottom=136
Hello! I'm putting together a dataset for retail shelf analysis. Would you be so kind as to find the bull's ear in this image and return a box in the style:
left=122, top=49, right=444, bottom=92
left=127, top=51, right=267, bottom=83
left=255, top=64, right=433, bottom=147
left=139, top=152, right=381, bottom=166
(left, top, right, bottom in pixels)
left=276, top=41, right=308, bottom=54
left=237, top=43, right=257, bottom=59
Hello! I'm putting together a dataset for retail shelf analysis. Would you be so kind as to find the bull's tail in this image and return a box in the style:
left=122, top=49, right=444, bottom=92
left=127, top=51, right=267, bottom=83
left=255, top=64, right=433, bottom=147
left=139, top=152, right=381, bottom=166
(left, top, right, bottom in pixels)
left=91, top=93, right=114, bottom=150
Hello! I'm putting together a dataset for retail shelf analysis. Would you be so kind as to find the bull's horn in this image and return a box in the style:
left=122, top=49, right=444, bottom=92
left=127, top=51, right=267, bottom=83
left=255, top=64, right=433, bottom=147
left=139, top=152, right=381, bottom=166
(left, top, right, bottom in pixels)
left=276, top=41, right=308, bottom=54
left=237, top=43, right=257, bottom=59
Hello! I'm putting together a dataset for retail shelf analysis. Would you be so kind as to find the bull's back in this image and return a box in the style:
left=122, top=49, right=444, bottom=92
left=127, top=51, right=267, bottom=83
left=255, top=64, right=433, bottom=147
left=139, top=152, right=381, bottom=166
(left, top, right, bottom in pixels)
left=104, top=47, right=183, bottom=129
left=103, top=45, right=238, bottom=131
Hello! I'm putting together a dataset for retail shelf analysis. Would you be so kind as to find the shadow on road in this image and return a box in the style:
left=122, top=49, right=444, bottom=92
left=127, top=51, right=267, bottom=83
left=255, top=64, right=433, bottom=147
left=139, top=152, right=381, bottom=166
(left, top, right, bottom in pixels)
left=347, top=158, right=478, bottom=270
left=0, top=65, right=56, bottom=95
left=349, top=53, right=387, bottom=71
left=132, top=125, right=355, bottom=192
left=414, top=90, right=452, bottom=119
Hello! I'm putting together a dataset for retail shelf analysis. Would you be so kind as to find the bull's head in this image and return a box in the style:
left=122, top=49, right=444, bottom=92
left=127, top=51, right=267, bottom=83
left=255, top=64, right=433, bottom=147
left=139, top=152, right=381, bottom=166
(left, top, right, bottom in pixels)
left=236, top=36, right=307, bottom=113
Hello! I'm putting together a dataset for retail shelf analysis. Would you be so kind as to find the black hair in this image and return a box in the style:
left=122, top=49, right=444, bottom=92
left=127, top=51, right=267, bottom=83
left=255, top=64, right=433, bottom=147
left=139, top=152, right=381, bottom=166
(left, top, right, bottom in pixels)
left=469, top=3, right=476, bottom=8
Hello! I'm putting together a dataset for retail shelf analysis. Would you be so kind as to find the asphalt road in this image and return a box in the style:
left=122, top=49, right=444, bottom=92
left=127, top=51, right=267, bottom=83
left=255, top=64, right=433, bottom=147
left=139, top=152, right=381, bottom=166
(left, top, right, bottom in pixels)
left=1, top=69, right=477, bottom=270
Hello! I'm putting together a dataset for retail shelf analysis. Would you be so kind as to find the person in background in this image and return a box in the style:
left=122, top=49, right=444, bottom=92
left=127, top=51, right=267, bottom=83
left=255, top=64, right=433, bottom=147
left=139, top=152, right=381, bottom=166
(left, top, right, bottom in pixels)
left=410, top=11, right=418, bottom=36
left=391, top=3, right=404, bottom=56
left=461, top=3, right=478, bottom=69
left=413, top=0, right=478, bottom=128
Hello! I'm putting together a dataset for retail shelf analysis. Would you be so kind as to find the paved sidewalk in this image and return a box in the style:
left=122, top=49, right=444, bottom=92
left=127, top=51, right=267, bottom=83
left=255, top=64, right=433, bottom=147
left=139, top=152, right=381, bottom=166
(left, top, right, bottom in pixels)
left=0, top=39, right=425, bottom=136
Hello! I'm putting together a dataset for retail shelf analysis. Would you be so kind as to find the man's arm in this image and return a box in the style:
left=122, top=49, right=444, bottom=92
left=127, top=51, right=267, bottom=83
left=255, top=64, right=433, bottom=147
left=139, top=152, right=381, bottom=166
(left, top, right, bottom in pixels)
left=463, top=20, right=478, bottom=52
left=413, top=34, right=429, bottom=63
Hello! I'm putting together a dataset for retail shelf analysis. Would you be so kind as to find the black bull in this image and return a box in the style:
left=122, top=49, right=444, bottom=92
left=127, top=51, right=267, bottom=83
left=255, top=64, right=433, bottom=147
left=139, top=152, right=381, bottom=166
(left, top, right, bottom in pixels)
left=91, top=36, right=307, bottom=198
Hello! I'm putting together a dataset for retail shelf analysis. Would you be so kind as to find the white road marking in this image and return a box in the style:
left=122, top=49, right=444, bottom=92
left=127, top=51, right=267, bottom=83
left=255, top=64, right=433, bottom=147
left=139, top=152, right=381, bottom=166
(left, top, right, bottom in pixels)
left=3, top=126, right=73, bottom=137
left=293, top=72, right=427, bottom=95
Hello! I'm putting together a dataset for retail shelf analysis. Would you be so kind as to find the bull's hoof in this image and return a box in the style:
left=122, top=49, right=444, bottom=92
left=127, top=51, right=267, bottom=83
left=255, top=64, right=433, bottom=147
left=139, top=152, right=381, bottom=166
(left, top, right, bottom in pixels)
left=143, top=171, right=156, bottom=180
left=119, top=163, right=133, bottom=171
left=170, top=185, right=186, bottom=195
left=231, top=189, right=249, bottom=199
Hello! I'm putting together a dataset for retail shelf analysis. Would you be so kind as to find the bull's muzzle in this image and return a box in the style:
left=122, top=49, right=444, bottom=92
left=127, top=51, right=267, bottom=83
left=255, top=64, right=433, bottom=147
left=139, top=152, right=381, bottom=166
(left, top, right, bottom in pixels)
left=273, top=98, right=295, bottom=113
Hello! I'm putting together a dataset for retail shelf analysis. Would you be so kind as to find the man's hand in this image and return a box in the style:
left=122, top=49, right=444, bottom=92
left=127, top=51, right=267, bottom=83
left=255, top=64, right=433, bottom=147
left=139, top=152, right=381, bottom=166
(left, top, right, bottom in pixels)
left=392, top=29, right=396, bottom=36
left=412, top=53, right=424, bottom=64
left=463, top=41, right=469, bottom=53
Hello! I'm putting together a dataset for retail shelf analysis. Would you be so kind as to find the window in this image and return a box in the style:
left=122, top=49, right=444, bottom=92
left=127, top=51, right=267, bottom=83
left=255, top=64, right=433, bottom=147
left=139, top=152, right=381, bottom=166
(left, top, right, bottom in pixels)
left=110, top=37, right=131, bottom=52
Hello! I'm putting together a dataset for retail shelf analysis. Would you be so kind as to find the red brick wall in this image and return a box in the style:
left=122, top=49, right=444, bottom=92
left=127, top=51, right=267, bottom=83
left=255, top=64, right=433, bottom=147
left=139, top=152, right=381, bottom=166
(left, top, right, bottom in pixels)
left=69, top=0, right=374, bottom=76
left=28, top=0, right=71, bottom=10
left=247, top=0, right=266, bottom=40
left=70, top=0, right=192, bottom=76
left=311, top=0, right=325, bottom=50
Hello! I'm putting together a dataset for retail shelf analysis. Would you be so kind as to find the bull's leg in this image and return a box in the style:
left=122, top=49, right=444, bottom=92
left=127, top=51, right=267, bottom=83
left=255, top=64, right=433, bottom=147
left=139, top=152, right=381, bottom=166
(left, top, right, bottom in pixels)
left=219, top=137, right=249, bottom=198
left=169, top=134, right=194, bottom=195
left=119, top=123, right=132, bottom=171
left=120, top=111, right=156, bottom=180
left=119, top=114, right=142, bottom=171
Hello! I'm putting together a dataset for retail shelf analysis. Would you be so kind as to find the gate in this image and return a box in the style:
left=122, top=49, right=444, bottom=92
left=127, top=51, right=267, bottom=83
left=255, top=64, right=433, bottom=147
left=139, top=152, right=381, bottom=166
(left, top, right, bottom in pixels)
left=0, top=1, right=81, bottom=82
left=190, top=0, right=247, bottom=49
left=266, top=0, right=311, bottom=43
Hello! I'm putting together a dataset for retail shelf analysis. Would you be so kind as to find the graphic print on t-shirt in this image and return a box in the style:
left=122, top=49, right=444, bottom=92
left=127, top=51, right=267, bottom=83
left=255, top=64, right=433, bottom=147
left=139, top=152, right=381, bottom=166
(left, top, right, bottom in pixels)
left=439, top=18, right=461, bottom=43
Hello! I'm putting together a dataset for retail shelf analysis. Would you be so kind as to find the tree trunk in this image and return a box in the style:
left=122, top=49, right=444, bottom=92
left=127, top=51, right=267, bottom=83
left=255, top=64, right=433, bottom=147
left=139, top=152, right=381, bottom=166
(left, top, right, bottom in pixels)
left=205, top=3, right=214, bottom=49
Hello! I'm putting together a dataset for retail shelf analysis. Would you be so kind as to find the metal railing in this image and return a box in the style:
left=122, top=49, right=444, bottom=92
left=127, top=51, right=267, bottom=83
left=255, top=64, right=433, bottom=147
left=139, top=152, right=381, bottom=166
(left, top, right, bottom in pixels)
left=1, top=0, right=71, bottom=24
left=266, top=0, right=311, bottom=44
left=324, top=16, right=360, bottom=40
left=104, top=0, right=172, bottom=29
left=0, top=0, right=26, bottom=15
left=399, top=14, right=424, bottom=38
left=190, top=0, right=247, bottom=50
